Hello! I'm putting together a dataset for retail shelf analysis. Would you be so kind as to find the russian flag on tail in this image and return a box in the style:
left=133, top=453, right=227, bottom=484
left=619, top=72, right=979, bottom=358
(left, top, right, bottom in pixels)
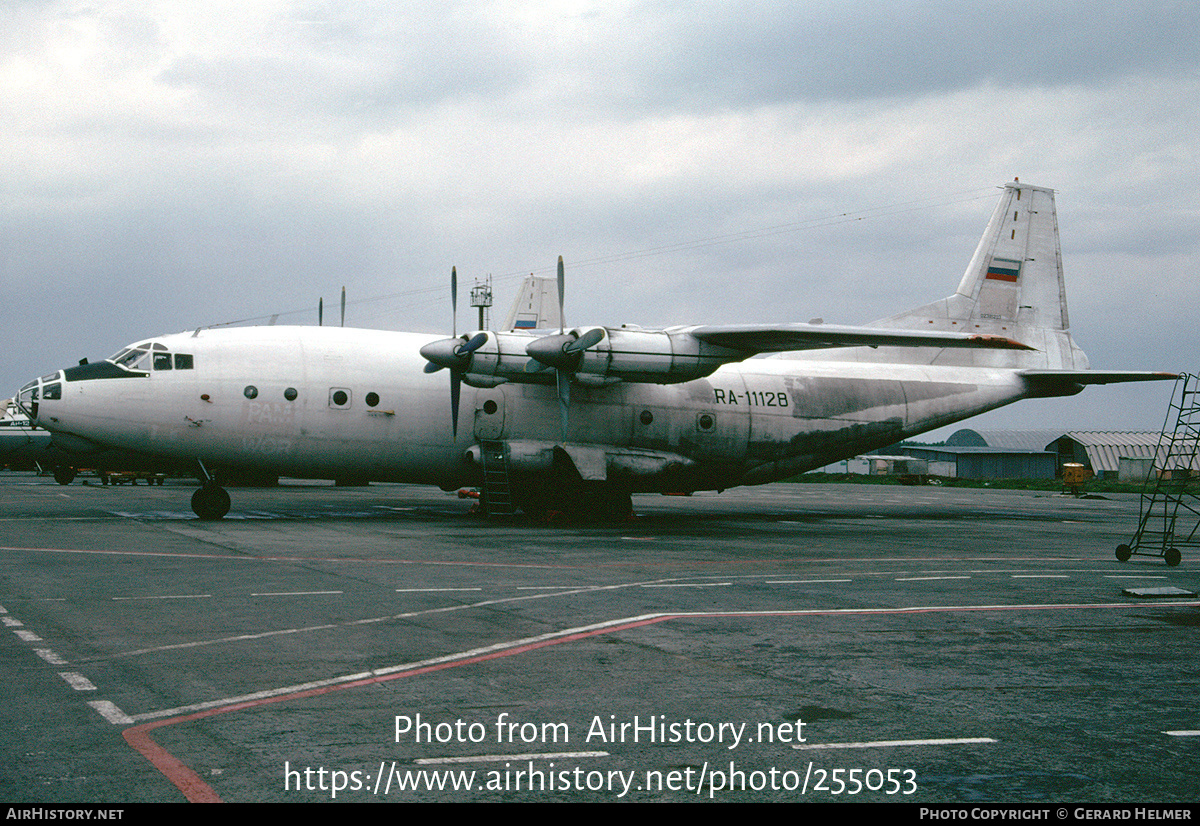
left=986, top=257, right=1021, bottom=282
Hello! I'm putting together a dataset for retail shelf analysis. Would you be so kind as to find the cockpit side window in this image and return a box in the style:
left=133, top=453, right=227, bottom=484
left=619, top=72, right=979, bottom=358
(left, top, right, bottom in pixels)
left=114, top=348, right=150, bottom=370
left=153, top=353, right=172, bottom=371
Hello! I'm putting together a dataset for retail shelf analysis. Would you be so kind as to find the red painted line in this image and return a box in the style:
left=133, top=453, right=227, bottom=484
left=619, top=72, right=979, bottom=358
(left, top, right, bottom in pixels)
left=120, top=615, right=669, bottom=802
left=120, top=601, right=1200, bottom=802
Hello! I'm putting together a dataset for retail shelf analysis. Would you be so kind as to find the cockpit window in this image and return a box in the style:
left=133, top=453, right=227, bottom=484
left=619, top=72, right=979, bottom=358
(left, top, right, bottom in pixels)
left=113, top=348, right=150, bottom=369
left=106, top=343, right=195, bottom=372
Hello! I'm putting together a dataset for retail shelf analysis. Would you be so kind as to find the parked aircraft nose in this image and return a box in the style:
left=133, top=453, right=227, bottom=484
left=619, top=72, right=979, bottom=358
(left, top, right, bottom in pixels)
left=15, top=371, right=60, bottom=422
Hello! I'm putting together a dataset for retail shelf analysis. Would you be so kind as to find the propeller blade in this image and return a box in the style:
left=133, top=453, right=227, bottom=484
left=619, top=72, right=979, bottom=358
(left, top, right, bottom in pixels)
left=525, top=359, right=553, bottom=373
left=564, top=327, right=605, bottom=353
left=318, top=297, right=323, bottom=326
left=451, top=373, right=461, bottom=439
left=556, top=368, right=570, bottom=437
left=424, top=361, right=444, bottom=374
left=557, top=256, right=564, bottom=335
left=340, top=286, right=346, bottom=327
left=451, top=266, right=458, bottom=338
left=455, top=332, right=489, bottom=356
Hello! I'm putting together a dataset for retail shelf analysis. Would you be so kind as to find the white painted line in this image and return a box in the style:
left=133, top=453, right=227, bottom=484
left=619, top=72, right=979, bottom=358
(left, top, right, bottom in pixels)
left=88, top=700, right=134, bottom=725
left=1106, top=575, right=1166, bottom=579
left=1164, top=730, right=1200, bottom=737
left=112, top=594, right=212, bottom=601
left=396, top=588, right=483, bottom=592
left=250, top=591, right=344, bottom=597
left=1011, top=575, right=1070, bottom=579
left=59, top=672, right=97, bottom=691
left=895, top=576, right=971, bottom=582
left=14, top=629, right=42, bottom=642
left=2, top=616, right=23, bottom=626
left=0, top=604, right=6, bottom=613
left=642, top=582, right=732, bottom=588
left=795, top=737, right=996, bottom=750
left=416, top=751, right=609, bottom=765
left=516, top=586, right=579, bottom=590
left=767, top=579, right=852, bottom=584
left=35, top=649, right=67, bottom=665
left=130, top=599, right=1200, bottom=724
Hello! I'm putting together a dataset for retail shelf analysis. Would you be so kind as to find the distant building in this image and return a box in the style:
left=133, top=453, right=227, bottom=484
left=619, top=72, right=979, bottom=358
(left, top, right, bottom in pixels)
left=895, top=444, right=1057, bottom=480
left=896, top=429, right=1165, bottom=480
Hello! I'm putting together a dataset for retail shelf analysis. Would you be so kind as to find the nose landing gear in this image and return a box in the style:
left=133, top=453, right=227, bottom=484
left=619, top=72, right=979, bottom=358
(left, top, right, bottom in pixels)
left=191, top=460, right=230, bottom=520
left=191, top=482, right=231, bottom=520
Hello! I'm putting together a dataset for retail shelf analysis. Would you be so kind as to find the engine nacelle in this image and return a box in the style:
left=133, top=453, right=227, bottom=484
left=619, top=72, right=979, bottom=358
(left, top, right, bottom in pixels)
left=569, top=327, right=746, bottom=385
left=436, top=327, right=750, bottom=388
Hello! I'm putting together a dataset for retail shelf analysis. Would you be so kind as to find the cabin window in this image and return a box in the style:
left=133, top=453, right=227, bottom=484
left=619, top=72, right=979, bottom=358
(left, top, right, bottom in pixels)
left=244, top=385, right=258, bottom=399
left=329, top=388, right=351, bottom=409
left=284, top=387, right=298, bottom=401
left=174, top=354, right=194, bottom=370
left=639, top=410, right=654, bottom=425
left=365, top=392, right=380, bottom=407
left=697, top=413, right=715, bottom=432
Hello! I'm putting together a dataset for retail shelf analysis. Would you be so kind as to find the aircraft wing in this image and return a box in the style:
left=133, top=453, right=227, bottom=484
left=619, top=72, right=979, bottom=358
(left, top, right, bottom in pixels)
left=1020, top=370, right=1180, bottom=386
left=688, top=323, right=1036, bottom=353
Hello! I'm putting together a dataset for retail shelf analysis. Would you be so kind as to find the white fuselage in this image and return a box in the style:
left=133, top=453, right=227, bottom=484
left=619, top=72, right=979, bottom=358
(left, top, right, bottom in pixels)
left=23, top=325, right=1031, bottom=492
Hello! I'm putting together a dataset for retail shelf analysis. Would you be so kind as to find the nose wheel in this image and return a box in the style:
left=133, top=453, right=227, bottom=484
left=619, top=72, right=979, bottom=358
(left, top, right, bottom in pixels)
left=191, top=483, right=231, bottom=520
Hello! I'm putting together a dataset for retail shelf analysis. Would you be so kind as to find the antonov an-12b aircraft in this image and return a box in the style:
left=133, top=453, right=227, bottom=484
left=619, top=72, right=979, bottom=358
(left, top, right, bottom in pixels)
left=15, top=181, right=1174, bottom=520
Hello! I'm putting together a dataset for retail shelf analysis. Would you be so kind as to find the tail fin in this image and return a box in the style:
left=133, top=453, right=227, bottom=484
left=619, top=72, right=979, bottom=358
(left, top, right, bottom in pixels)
left=871, top=180, right=1088, bottom=370
left=502, top=274, right=563, bottom=332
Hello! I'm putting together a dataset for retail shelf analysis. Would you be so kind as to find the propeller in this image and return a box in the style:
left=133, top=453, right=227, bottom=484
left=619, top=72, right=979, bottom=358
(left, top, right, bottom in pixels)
left=522, top=257, right=606, bottom=437
left=419, top=267, right=490, bottom=438
left=340, top=286, right=346, bottom=327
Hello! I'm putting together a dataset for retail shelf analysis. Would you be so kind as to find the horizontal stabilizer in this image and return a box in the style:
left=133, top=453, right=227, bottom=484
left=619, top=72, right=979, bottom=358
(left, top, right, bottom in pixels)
left=1021, top=370, right=1179, bottom=386
left=689, top=323, right=1037, bottom=354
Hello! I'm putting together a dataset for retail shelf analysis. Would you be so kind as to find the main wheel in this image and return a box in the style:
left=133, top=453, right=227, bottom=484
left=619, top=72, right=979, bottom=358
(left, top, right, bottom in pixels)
left=191, top=484, right=231, bottom=520
left=53, top=466, right=76, bottom=485
left=1165, top=547, right=1181, bottom=567
left=1115, top=544, right=1132, bottom=562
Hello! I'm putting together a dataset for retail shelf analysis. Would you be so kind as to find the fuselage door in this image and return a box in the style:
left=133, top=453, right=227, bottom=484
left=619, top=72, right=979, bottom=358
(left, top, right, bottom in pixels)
left=474, top=388, right=505, bottom=440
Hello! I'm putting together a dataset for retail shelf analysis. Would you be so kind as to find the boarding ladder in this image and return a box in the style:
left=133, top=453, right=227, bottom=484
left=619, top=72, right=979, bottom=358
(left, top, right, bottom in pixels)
left=1118, top=373, right=1200, bottom=566
left=478, top=439, right=516, bottom=517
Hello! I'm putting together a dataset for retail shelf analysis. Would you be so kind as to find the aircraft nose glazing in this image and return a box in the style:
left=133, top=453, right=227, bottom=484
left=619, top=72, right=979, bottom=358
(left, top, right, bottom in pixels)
left=15, top=378, right=41, bottom=419
left=16, top=370, right=66, bottom=422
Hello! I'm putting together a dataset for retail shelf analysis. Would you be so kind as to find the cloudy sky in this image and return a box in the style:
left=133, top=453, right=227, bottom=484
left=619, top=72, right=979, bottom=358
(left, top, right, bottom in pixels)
left=3, top=0, right=1197, bottom=435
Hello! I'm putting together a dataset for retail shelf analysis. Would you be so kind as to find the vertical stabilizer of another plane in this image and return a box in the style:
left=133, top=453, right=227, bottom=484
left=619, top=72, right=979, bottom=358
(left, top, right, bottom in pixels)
left=502, top=274, right=563, bottom=332
left=866, top=180, right=1087, bottom=371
